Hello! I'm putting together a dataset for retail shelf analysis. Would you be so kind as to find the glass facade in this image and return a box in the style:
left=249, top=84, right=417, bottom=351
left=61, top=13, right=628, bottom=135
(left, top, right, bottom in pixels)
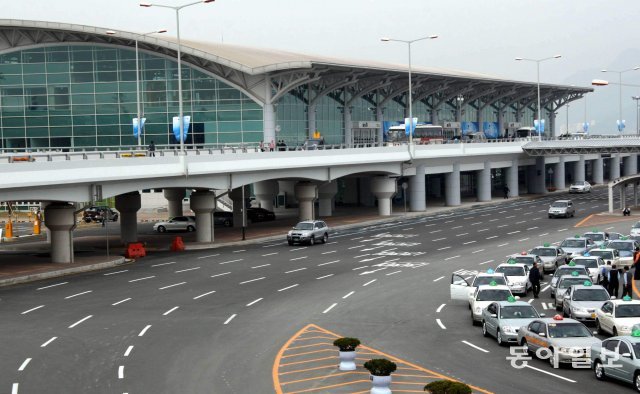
left=0, top=45, right=263, bottom=149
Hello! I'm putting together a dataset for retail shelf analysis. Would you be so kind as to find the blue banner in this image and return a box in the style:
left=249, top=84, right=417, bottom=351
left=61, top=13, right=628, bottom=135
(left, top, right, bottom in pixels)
left=534, top=119, right=545, bottom=132
left=132, top=117, right=146, bottom=138
left=172, top=116, right=191, bottom=142
left=617, top=120, right=626, bottom=132
left=583, top=122, right=589, bottom=133
left=404, top=117, right=418, bottom=136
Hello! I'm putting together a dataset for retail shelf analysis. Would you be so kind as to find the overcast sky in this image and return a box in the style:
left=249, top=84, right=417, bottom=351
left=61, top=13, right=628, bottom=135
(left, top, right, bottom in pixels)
left=4, top=0, right=640, bottom=133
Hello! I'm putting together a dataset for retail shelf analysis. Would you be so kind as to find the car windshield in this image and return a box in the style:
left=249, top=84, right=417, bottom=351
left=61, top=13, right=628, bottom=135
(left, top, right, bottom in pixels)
left=560, top=239, right=585, bottom=248
left=531, top=248, right=556, bottom=257
left=496, top=267, right=525, bottom=276
left=551, top=202, right=568, bottom=208
left=576, top=259, right=599, bottom=268
left=500, top=306, right=538, bottom=319
left=555, top=268, right=588, bottom=277
left=633, top=222, right=640, bottom=229
left=585, top=233, right=605, bottom=242
left=294, top=223, right=314, bottom=230
left=514, top=257, right=535, bottom=266
left=609, top=241, right=633, bottom=252
left=559, top=278, right=591, bottom=289
left=548, top=323, right=592, bottom=338
left=573, top=289, right=610, bottom=301
left=589, top=251, right=613, bottom=260
left=615, top=304, right=640, bottom=318
left=473, top=276, right=507, bottom=286
left=476, top=289, right=512, bottom=301
left=633, top=343, right=640, bottom=359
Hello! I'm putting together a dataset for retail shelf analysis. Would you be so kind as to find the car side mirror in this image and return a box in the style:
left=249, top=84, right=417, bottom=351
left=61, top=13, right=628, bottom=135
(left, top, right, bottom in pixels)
left=540, top=313, right=546, bottom=317
left=514, top=296, right=520, bottom=300
left=564, top=295, right=570, bottom=299
left=538, top=332, right=546, bottom=337
left=611, top=296, right=617, bottom=300
left=605, top=312, right=612, bottom=317
left=490, top=314, right=497, bottom=318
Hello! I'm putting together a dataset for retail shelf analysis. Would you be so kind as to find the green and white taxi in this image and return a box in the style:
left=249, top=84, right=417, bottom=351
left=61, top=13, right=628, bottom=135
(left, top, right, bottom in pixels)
left=468, top=283, right=514, bottom=325
left=596, top=297, right=640, bottom=337
left=561, top=282, right=612, bottom=322
left=554, top=273, right=592, bottom=310
left=481, top=298, right=544, bottom=346
left=569, top=254, right=604, bottom=283
left=592, top=331, right=640, bottom=391
left=550, top=262, right=589, bottom=297
left=450, top=269, right=507, bottom=308
left=495, top=261, right=531, bottom=296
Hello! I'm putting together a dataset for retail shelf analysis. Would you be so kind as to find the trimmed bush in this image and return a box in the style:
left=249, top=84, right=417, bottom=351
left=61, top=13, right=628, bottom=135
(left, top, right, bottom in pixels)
left=333, top=337, right=361, bottom=351
left=424, top=380, right=472, bottom=394
left=363, top=358, right=397, bottom=376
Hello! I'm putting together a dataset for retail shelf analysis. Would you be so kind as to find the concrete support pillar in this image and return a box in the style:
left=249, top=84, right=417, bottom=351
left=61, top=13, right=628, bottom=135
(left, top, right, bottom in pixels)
left=624, top=154, right=638, bottom=177
left=295, top=182, right=317, bottom=221
left=43, top=203, right=76, bottom=264
left=549, top=111, right=556, bottom=138
left=254, top=180, right=279, bottom=212
left=344, top=108, right=352, bottom=146
left=621, top=186, right=626, bottom=210
left=554, top=158, right=566, bottom=190
left=229, top=186, right=248, bottom=228
left=592, top=157, right=604, bottom=184
left=115, top=191, right=141, bottom=244
left=190, top=191, right=216, bottom=243
left=477, top=162, right=491, bottom=202
left=498, top=110, right=505, bottom=138
left=478, top=104, right=484, bottom=134
left=610, top=154, right=621, bottom=180
left=163, top=188, right=185, bottom=218
left=506, top=160, right=519, bottom=198
left=574, top=156, right=586, bottom=183
left=533, top=157, right=547, bottom=194
left=318, top=181, right=338, bottom=217
left=409, top=164, right=426, bottom=211
left=370, top=176, right=396, bottom=216
left=445, top=163, right=461, bottom=206
left=376, top=106, right=384, bottom=147
left=263, top=77, right=276, bottom=145
left=277, top=180, right=297, bottom=207
left=431, top=107, right=438, bottom=125
left=308, top=104, right=316, bottom=139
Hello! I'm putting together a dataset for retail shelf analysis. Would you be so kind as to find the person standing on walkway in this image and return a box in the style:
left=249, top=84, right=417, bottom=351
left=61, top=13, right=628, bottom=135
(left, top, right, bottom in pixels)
left=601, top=261, right=611, bottom=288
left=608, top=264, right=620, bottom=298
left=148, top=141, right=156, bottom=157
left=503, top=185, right=510, bottom=199
left=269, top=140, right=275, bottom=152
left=529, top=262, right=541, bottom=298
left=622, top=266, right=633, bottom=298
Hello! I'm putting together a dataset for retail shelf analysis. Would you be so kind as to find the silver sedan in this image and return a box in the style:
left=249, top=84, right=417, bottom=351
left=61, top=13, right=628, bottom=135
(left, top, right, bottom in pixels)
left=482, top=300, right=543, bottom=346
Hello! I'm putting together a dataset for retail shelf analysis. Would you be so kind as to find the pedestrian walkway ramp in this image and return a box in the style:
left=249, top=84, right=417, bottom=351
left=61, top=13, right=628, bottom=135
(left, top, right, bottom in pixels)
left=273, top=323, right=492, bottom=393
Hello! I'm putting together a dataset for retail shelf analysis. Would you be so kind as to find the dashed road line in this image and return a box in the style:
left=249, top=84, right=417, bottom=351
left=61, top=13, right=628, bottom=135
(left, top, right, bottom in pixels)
left=139, top=325, right=151, bottom=336
left=386, top=270, right=402, bottom=276
left=11, top=383, right=18, bottom=394
left=151, top=262, right=176, bottom=267
left=523, top=365, right=576, bottom=383
left=285, top=268, right=306, bottom=274
left=318, top=260, right=340, bottom=266
left=342, top=291, right=355, bottom=299
left=527, top=227, right=539, bottom=230
left=211, top=272, right=231, bottom=278
left=37, top=282, right=68, bottom=291
left=175, top=267, right=200, bottom=273
left=104, top=270, right=128, bottom=276
left=437, top=246, right=451, bottom=251
left=193, top=290, right=216, bottom=300
left=21, top=305, right=44, bottom=315
left=538, top=232, right=549, bottom=237
left=557, top=228, right=568, bottom=232
left=463, top=240, right=477, bottom=245
left=518, top=238, right=530, bottom=242
left=316, top=274, right=334, bottom=280
left=478, top=228, right=489, bottom=232
left=432, top=237, right=447, bottom=242
left=232, top=249, right=246, bottom=253
left=118, top=365, right=124, bottom=379
left=261, top=252, right=278, bottom=257
left=507, top=230, right=520, bottom=235
left=124, top=346, right=133, bottom=357
left=220, top=259, right=243, bottom=265
left=352, top=266, right=368, bottom=270
left=112, top=298, right=131, bottom=306
left=68, top=315, right=92, bottom=328
left=129, top=276, right=155, bottom=283
left=436, top=304, right=446, bottom=313
left=322, top=303, right=338, bottom=314
left=290, top=256, right=308, bottom=261
left=240, top=277, right=265, bottom=285
left=197, top=253, right=219, bottom=259
left=363, top=279, right=376, bottom=286
left=433, top=276, right=445, bottom=282
left=456, top=233, right=469, bottom=237
left=444, top=255, right=461, bottom=261
left=251, top=264, right=271, bottom=269
left=472, top=249, right=485, bottom=254
left=480, top=259, right=494, bottom=265
left=497, top=243, right=509, bottom=247
left=41, top=337, right=57, bottom=347
left=18, top=358, right=31, bottom=371
left=65, top=290, right=93, bottom=299
left=290, top=247, right=308, bottom=252
left=461, top=340, right=489, bottom=353
left=159, top=282, right=186, bottom=290
left=321, top=250, right=337, bottom=254
left=246, top=298, right=263, bottom=306
left=163, top=306, right=179, bottom=316
left=486, top=235, right=498, bottom=240
left=436, top=319, right=446, bottom=330
left=278, top=284, right=299, bottom=292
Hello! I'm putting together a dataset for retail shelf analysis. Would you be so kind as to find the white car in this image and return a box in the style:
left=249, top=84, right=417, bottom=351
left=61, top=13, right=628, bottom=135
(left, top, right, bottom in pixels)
left=631, top=221, right=640, bottom=237
left=495, top=262, right=531, bottom=296
left=570, top=255, right=604, bottom=283
left=466, top=284, right=515, bottom=325
left=450, top=271, right=507, bottom=308
left=596, top=298, right=640, bottom=336
left=153, top=216, right=196, bottom=233
left=588, top=248, right=620, bottom=267
left=569, top=181, right=591, bottom=193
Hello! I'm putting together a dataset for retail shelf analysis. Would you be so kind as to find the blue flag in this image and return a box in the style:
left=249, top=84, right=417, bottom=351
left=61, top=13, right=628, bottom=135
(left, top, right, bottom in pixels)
left=172, top=116, right=191, bottom=142
left=132, top=117, right=146, bottom=138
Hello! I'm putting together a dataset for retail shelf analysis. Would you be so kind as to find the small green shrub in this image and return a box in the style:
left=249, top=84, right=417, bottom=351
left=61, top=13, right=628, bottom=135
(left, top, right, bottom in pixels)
left=333, top=337, right=361, bottom=351
left=363, top=358, right=397, bottom=376
left=424, top=380, right=472, bottom=394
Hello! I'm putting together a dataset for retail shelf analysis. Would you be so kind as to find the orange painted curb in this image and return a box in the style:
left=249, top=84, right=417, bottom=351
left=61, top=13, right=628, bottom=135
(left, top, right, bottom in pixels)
left=573, top=214, right=594, bottom=228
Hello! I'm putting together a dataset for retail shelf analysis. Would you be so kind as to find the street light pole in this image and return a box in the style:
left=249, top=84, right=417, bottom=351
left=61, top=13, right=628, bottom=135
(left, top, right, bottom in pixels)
left=141, top=1, right=214, bottom=154
left=601, top=66, right=640, bottom=132
left=633, top=96, right=640, bottom=135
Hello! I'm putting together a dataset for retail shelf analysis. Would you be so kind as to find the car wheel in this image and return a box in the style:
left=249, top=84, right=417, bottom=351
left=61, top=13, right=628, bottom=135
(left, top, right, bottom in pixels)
left=548, top=348, right=557, bottom=368
left=520, top=339, right=530, bottom=355
left=322, top=233, right=328, bottom=244
left=482, top=322, right=489, bottom=337
left=596, top=320, right=604, bottom=335
left=594, top=360, right=606, bottom=381
left=287, top=240, right=293, bottom=246
left=634, top=372, right=640, bottom=392
left=186, top=225, right=195, bottom=232
left=555, top=302, right=561, bottom=311
left=497, top=330, right=504, bottom=346
left=223, top=219, right=231, bottom=227
left=309, top=236, right=315, bottom=246
left=157, top=226, right=166, bottom=233
left=548, top=215, right=553, bottom=219
left=613, top=327, right=618, bottom=337
left=471, top=312, right=479, bottom=326
left=84, top=217, right=92, bottom=223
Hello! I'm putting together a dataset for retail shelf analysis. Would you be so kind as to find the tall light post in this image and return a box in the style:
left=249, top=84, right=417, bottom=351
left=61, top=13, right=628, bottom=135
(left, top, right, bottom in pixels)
left=106, top=28, right=167, bottom=148
left=381, top=35, right=438, bottom=147
left=140, top=0, right=215, bottom=153
left=633, top=96, right=640, bottom=135
left=601, top=66, right=640, bottom=132
left=515, top=55, right=562, bottom=140
left=566, top=103, right=570, bottom=136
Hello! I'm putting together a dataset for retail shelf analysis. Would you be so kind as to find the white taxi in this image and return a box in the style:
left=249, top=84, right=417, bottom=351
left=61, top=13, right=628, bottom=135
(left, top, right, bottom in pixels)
left=467, top=284, right=515, bottom=325
left=450, top=270, right=507, bottom=308
left=596, top=297, right=640, bottom=337
left=495, top=262, right=531, bottom=296
left=569, top=254, right=604, bottom=283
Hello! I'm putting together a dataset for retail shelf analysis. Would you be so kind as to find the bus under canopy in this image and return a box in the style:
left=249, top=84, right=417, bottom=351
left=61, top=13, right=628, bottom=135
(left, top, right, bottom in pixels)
left=386, top=124, right=453, bottom=144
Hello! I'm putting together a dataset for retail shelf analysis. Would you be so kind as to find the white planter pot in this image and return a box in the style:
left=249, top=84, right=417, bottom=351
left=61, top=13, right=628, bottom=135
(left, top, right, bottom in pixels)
left=338, top=350, right=357, bottom=371
left=370, top=374, right=392, bottom=394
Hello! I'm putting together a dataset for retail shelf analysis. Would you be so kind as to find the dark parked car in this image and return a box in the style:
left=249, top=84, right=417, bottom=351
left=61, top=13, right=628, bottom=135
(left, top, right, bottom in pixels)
left=214, top=211, right=233, bottom=227
left=247, top=207, right=276, bottom=223
left=83, top=206, right=118, bottom=223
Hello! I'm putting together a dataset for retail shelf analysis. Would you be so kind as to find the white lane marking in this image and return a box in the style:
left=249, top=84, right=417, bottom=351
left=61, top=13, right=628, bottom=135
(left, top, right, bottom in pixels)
left=348, top=245, right=363, bottom=250
left=343, top=291, right=355, bottom=299
left=285, top=268, right=307, bottom=273
left=436, top=304, right=446, bottom=313
left=479, top=259, right=494, bottom=265
left=159, top=282, right=186, bottom=290
left=112, top=298, right=131, bottom=306
left=451, top=225, right=463, bottom=229
left=461, top=340, right=490, bottom=353
left=445, top=220, right=455, bottom=224
left=432, top=237, right=447, bottom=241
left=352, top=266, right=369, bottom=270
left=37, top=282, right=68, bottom=290
left=129, top=276, right=155, bottom=283
left=351, top=236, right=364, bottom=240
left=430, top=230, right=442, bottom=234
left=22, top=305, right=44, bottom=315
left=542, top=285, right=551, bottom=292
left=527, top=227, right=539, bottom=230
left=239, top=277, right=265, bottom=285
left=193, top=290, right=216, bottom=300
left=497, top=224, right=508, bottom=228
left=12, top=383, right=18, bottom=394
left=163, top=306, right=179, bottom=316
left=463, top=240, right=477, bottom=245
left=224, top=314, right=237, bottom=324
left=497, top=243, right=509, bottom=247
left=471, top=222, right=482, bottom=226
left=175, top=267, right=200, bottom=273
left=261, top=252, right=278, bottom=257
left=433, top=276, right=445, bottom=282
left=528, top=298, right=535, bottom=304
left=290, top=247, right=308, bottom=252
left=516, top=220, right=526, bottom=224
left=538, top=232, right=549, bottom=237
left=424, top=223, right=436, bottom=227
left=246, top=298, right=263, bottom=306
left=65, top=290, right=93, bottom=299
left=557, top=228, right=568, bottom=232
left=518, top=238, right=530, bottom=242
left=444, top=255, right=461, bottom=261
left=211, top=272, right=231, bottom=278
left=363, top=279, right=377, bottom=286
left=507, top=230, right=520, bottom=235
left=139, top=325, right=152, bottom=336
left=197, top=253, right=219, bottom=259
left=41, top=337, right=57, bottom=347
left=386, top=270, right=402, bottom=276
left=318, top=260, right=340, bottom=266
left=104, top=270, right=128, bottom=276
left=456, top=233, right=469, bottom=237
left=436, top=319, right=447, bottom=330
left=118, top=365, right=124, bottom=379
left=18, top=358, right=31, bottom=371
left=151, top=262, right=176, bottom=267
left=262, top=243, right=282, bottom=247
left=472, top=249, right=485, bottom=254
left=489, top=218, right=499, bottom=222
left=251, top=264, right=271, bottom=269
left=402, top=227, right=414, bottom=230
left=290, top=256, right=308, bottom=261
left=437, top=246, right=451, bottom=251
left=477, top=228, right=489, bottom=232
left=323, top=303, right=338, bottom=314
left=605, top=226, right=614, bottom=230
left=486, top=235, right=498, bottom=240
left=523, top=365, right=576, bottom=383
left=68, top=315, right=92, bottom=328
left=124, top=346, right=134, bottom=357
left=354, top=254, right=370, bottom=258
left=317, top=274, right=334, bottom=280
left=505, top=215, right=515, bottom=219
left=220, top=259, right=243, bottom=265
left=278, top=284, right=299, bottom=292
left=232, top=249, right=246, bottom=253
left=321, top=250, right=337, bottom=254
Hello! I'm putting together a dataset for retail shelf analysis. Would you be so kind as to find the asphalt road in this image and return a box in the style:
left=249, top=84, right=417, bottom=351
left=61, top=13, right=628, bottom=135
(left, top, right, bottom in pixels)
left=1, top=187, right=637, bottom=393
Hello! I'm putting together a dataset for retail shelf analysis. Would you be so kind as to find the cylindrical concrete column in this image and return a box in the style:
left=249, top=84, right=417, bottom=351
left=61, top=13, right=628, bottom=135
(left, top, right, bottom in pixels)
left=477, top=162, right=491, bottom=202
left=229, top=186, right=248, bottom=228
left=611, top=155, right=621, bottom=180
left=554, top=158, right=566, bottom=190
left=621, top=186, right=626, bottom=210
left=43, top=203, right=76, bottom=263
left=263, top=76, right=276, bottom=145
left=254, top=180, right=279, bottom=212
left=371, top=176, right=396, bottom=216
left=295, top=182, right=317, bottom=221
left=163, top=188, right=185, bottom=218
left=308, top=104, right=317, bottom=139
left=506, top=160, right=519, bottom=198
left=624, top=154, right=638, bottom=177
left=533, top=157, right=547, bottom=194
left=592, top=157, right=604, bottom=184
left=115, top=192, right=141, bottom=244
left=190, top=191, right=216, bottom=243
left=409, top=164, right=426, bottom=211
left=343, top=108, right=352, bottom=146
left=318, top=181, right=338, bottom=217
left=574, top=156, right=586, bottom=183
left=445, top=164, right=461, bottom=206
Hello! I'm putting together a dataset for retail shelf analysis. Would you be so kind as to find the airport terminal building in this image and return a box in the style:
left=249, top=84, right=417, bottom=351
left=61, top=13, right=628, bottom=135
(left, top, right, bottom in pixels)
left=0, top=20, right=591, bottom=151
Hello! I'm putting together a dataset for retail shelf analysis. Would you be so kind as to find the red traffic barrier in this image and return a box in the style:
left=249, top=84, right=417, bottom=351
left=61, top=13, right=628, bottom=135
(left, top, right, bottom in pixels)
left=125, top=242, right=146, bottom=259
left=171, top=236, right=185, bottom=252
